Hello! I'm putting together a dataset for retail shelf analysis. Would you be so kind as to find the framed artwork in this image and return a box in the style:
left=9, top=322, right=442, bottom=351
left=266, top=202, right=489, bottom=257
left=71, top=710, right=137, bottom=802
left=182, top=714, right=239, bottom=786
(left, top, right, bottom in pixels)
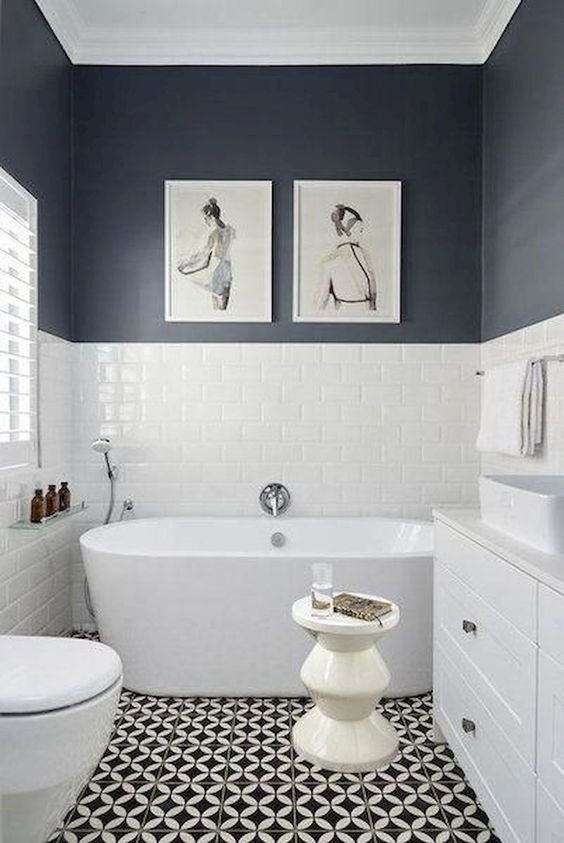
left=165, top=180, right=272, bottom=322
left=293, top=180, right=401, bottom=323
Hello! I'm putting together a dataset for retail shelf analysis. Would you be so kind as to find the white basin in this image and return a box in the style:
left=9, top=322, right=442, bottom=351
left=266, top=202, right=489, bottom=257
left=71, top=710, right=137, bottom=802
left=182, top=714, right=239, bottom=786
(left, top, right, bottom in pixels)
left=480, top=475, right=564, bottom=554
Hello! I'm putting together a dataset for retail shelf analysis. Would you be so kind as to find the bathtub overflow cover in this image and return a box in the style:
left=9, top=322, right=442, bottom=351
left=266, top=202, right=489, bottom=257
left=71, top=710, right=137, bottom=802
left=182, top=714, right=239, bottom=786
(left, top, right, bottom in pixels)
left=271, top=532, right=286, bottom=548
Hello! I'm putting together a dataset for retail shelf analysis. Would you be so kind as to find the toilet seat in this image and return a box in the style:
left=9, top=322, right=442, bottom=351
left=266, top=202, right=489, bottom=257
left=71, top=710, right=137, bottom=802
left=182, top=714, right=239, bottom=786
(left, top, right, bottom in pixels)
left=0, top=636, right=123, bottom=714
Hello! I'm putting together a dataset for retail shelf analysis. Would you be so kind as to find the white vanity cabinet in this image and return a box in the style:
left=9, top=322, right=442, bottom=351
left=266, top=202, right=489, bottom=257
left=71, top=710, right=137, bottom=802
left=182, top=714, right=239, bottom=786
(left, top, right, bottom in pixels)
left=537, top=585, right=564, bottom=838
left=433, top=513, right=564, bottom=843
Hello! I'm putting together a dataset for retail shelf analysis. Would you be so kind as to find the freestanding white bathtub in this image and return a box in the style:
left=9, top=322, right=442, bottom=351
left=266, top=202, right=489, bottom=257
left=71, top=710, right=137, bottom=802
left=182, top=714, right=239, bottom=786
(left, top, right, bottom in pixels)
left=80, top=517, right=433, bottom=698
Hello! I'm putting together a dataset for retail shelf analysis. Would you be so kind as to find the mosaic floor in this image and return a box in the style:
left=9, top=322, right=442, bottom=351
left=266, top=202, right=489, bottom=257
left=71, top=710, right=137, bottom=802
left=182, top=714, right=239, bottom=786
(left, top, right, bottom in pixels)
left=48, top=691, right=500, bottom=843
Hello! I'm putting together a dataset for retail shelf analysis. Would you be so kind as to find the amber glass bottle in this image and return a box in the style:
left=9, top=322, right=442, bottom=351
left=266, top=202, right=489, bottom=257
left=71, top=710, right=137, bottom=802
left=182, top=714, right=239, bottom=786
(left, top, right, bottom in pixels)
left=45, top=484, right=58, bottom=517
left=58, top=481, right=71, bottom=512
left=30, top=489, right=45, bottom=523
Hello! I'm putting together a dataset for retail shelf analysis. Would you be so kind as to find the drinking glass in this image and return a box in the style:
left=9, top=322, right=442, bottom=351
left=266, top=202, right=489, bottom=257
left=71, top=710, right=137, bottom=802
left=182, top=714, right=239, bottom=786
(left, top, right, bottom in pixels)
left=311, top=561, right=333, bottom=617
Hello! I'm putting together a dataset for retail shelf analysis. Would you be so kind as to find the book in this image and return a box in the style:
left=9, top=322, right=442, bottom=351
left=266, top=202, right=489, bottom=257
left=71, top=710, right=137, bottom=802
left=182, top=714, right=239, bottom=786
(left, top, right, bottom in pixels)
left=333, top=592, right=393, bottom=623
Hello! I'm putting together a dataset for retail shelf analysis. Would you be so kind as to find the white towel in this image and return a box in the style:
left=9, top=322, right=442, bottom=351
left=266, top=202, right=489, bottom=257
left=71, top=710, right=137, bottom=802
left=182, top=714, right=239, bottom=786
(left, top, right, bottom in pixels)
left=476, top=359, right=544, bottom=456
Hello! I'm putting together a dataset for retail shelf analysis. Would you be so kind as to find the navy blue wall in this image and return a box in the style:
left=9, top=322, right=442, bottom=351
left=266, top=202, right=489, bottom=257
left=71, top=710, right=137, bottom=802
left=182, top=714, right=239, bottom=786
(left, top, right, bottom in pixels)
left=0, top=0, right=72, bottom=339
left=483, top=0, right=564, bottom=339
left=72, top=66, right=482, bottom=343
left=5, top=0, right=563, bottom=344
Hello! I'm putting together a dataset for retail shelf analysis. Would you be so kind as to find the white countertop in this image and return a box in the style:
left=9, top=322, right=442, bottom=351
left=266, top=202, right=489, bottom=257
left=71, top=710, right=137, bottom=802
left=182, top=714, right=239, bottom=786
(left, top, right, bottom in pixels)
left=433, top=508, right=564, bottom=596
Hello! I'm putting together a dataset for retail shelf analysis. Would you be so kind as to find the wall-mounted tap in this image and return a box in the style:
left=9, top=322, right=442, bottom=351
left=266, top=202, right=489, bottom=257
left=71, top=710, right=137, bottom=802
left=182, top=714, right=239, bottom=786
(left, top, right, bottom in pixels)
left=119, top=498, right=135, bottom=521
left=259, top=483, right=291, bottom=517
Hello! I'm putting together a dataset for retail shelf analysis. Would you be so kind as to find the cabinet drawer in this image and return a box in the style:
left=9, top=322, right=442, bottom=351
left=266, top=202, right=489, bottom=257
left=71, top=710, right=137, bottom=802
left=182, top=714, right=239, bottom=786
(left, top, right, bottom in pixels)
left=435, top=561, right=537, bottom=765
left=538, top=651, right=564, bottom=809
left=538, top=781, right=564, bottom=842
left=435, top=522, right=537, bottom=639
left=539, top=584, right=564, bottom=666
left=435, top=645, right=535, bottom=843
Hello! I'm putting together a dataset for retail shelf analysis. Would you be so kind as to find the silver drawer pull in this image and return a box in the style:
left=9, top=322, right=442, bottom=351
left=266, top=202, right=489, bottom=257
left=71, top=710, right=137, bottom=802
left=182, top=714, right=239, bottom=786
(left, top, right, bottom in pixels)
left=462, top=619, right=477, bottom=634
left=462, top=717, right=476, bottom=734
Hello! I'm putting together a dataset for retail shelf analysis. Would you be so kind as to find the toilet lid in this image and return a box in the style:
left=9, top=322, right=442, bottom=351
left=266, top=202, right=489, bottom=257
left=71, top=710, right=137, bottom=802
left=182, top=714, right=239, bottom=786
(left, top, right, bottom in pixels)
left=0, top=636, right=123, bottom=714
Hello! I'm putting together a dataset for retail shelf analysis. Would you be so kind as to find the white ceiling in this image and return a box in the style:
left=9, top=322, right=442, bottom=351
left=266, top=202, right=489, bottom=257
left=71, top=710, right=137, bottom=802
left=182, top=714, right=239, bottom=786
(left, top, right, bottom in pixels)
left=35, top=0, right=522, bottom=65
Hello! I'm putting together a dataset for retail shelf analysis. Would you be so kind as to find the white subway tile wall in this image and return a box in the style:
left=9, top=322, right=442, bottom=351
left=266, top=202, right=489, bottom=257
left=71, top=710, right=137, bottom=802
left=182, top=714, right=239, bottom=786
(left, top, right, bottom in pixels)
left=31, top=331, right=564, bottom=630
left=69, top=341, right=480, bottom=625
left=0, top=333, right=74, bottom=635
left=73, top=342, right=480, bottom=520
left=4, top=318, right=563, bottom=633
left=481, top=312, right=564, bottom=476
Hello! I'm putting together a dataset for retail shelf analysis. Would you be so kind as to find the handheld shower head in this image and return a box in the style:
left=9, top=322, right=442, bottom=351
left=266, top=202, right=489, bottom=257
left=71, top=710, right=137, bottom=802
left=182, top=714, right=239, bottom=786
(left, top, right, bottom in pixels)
left=86, top=436, right=119, bottom=613
left=91, top=437, right=115, bottom=480
left=91, top=437, right=112, bottom=455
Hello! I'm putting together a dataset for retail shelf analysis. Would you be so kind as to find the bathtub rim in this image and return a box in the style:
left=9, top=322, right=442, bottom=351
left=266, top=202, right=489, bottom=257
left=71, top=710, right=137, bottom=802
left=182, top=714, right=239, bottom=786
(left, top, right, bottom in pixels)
left=80, top=515, right=433, bottom=559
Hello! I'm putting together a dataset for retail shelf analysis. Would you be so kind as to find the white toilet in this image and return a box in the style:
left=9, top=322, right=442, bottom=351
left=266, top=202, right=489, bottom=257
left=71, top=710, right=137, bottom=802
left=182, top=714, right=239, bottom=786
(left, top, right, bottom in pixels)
left=0, top=635, right=123, bottom=843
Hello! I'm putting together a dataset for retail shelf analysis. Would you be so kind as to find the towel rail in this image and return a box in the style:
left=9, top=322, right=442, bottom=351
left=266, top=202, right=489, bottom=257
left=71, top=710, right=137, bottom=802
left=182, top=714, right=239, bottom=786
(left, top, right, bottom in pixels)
left=475, top=354, right=564, bottom=376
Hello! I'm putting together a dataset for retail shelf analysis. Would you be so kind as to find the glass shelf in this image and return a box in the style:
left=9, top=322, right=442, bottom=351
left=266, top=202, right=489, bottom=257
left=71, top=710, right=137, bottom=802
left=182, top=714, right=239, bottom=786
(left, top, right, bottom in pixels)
left=10, top=502, right=88, bottom=531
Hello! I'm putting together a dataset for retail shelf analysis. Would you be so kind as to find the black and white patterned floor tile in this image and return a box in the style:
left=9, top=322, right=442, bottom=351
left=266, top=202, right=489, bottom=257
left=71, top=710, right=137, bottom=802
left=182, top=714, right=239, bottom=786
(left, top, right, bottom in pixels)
left=48, top=684, right=501, bottom=843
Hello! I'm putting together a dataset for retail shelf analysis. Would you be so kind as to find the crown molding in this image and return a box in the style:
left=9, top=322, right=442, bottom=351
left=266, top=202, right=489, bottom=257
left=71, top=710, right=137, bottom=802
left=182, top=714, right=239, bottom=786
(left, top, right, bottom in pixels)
left=34, top=0, right=522, bottom=66
left=475, top=0, right=522, bottom=61
left=34, top=0, right=82, bottom=61
left=71, top=26, right=481, bottom=66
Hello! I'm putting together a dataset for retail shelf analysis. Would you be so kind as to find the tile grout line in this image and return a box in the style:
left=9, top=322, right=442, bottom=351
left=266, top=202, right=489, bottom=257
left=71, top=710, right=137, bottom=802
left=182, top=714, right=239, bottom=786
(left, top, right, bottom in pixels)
left=219, top=697, right=244, bottom=838
left=141, top=694, right=187, bottom=835
left=288, top=696, right=298, bottom=836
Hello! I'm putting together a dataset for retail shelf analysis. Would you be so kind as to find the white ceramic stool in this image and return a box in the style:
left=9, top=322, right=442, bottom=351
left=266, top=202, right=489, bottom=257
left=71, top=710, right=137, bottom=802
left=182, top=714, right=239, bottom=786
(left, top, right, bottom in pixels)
left=291, top=594, right=400, bottom=772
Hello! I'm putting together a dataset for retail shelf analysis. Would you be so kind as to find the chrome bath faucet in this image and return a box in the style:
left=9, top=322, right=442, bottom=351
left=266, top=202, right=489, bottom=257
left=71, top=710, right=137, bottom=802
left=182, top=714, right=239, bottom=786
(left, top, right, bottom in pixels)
left=259, top=483, right=291, bottom=517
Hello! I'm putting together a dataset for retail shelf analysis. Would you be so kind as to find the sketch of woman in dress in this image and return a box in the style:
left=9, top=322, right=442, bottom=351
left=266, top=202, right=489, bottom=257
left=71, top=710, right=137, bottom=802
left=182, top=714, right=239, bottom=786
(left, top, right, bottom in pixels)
left=314, top=204, right=377, bottom=313
left=177, top=197, right=236, bottom=311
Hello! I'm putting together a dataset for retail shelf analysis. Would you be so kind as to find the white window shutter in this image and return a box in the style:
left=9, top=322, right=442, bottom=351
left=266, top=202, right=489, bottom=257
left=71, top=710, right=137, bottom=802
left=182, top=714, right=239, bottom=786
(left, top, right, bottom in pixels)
left=0, top=167, right=37, bottom=470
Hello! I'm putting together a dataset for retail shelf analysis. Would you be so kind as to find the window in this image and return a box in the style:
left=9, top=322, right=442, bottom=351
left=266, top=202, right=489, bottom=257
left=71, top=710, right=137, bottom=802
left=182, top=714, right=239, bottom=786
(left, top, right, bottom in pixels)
left=0, top=166, right=37, bottom=470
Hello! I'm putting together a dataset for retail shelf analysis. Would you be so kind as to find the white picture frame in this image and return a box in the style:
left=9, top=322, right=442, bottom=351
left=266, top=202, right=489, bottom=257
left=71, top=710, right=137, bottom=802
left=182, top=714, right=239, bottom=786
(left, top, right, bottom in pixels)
left=293, top=180, right=401, bottom=323
left=165, top=180, right=272, bottom=323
